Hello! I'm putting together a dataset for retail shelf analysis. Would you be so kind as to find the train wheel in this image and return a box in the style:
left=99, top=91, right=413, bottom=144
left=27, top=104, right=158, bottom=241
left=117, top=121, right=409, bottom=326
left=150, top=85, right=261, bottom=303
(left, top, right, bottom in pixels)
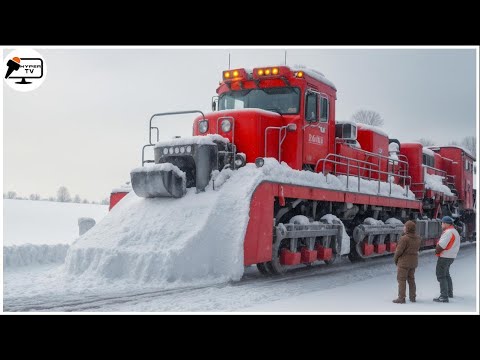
left=324, top=252, right=337, bottom=265
left=348, top=242, right=366, bottom=262
left=266, top=237, right=287, bottom=275
left=256, top=263, right=270, bottom=275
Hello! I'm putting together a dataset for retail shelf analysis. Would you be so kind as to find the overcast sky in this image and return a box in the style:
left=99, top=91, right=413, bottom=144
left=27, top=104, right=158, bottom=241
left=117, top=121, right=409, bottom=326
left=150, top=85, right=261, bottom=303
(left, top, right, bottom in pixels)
left=3, top=48, right=477, bottom=201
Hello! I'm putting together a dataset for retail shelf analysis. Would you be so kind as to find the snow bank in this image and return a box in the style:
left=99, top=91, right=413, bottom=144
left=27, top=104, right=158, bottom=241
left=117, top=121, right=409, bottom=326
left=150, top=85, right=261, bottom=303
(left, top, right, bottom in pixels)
left=320, top=214, right=350, bottom=255
left=292, top=65, right=337, bottom=90
left=422, top=147, right=435, bottom=157
left=336, top=175, right=414, bottom=198
left=424, top=173, right=454, bottom=196
left=355, top=123, right=389, bottom=137
left=385, top=218, right=404, bottom=225
left=65, top=158, right=415, bottom=287
left=111, top=183, right=132, bottom=194
left=3, top=199, right=108, bottom=246
left=363, top=218, right=385, bottom=226
left=4, top=244, right=69, bottom=268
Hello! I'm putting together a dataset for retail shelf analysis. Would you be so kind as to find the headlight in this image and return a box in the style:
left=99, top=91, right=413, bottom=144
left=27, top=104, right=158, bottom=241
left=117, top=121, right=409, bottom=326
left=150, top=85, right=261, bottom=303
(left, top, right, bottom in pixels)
left=255, top=157, right=265, bottom=168
left=221, top=119, right=232, bottom=133
left=199, top=120, right=209, bottom=134
left=234, top=153, right=246, bottom=168
left=186, top=146, right=192, bottom=153
left=163, top=148, right=168, bottom=155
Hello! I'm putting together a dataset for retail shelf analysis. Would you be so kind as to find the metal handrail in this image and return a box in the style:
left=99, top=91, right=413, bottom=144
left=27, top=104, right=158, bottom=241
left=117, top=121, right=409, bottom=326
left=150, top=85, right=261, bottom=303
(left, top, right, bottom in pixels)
left=264, top=126, right=289, bottom=163
left=147, top=110, right=205, bottom=145
left=335, top=139, right=411, bottom=187
left=141, top=110, right=206, bottom=166
left=422, top=164, right=447, bottom=179
left=342, top=142, right=410, bottom=174
left=316, top=153, right=412, bottom=196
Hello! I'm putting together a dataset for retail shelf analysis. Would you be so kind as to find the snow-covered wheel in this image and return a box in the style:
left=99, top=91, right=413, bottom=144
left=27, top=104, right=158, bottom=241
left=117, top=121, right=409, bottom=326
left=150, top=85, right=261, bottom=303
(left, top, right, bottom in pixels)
left=256, top=263, right=270, bottom=275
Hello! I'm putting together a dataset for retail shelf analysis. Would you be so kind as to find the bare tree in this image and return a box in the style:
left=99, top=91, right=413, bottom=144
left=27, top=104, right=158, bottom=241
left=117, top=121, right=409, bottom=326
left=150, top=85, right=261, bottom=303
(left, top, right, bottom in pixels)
left=29, top=193, right=41, bottom=200
left=48, top=196, right=56, bottom=202
left=351, top=109, right=384, bottom=127
left=73, top=194, right=82, bottom=203
left=461, top=136, right=476, bottom=157
left=448, top=140, right=459, bottom=146
left=82, top=199, right=89, bottom=204
left=57, top=186, right=71, bottom=202
left=101, top=198, right=110, bottom=205
left=7, top=191, right=17, bottom=199
left=418, top=138, right=435, bottom=146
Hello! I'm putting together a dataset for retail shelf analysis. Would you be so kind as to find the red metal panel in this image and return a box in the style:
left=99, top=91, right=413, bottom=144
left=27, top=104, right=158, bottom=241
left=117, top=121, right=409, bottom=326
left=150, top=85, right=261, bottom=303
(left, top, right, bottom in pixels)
left=280, top=249, right=301, bottom=265
left=300, top=248, right=318, bottom=263
left=345, top=193, right=370, bottom=204
left=109, top=192, right=129, bottom=211
left=243, top=182, right=274, bottom=266
left=345, top=192, right=421, bottom=210
left=386, top=243, right=397, bottom=252
left=244, top=181, right=421, bottom=266
left=356, top=126, right=389, bottom=181
left=276, top=184, right=345, bottom=202
left=362, top=243, right=374, bottom=256
left=435, top=146, right=475, bottom=210
left=374, top=244, right=386, bottom=254
left=335, top=143, right=367, bottom=177
left=400, top=143, right=423, bottom=199
left=316, top=245, right=332, bottom=261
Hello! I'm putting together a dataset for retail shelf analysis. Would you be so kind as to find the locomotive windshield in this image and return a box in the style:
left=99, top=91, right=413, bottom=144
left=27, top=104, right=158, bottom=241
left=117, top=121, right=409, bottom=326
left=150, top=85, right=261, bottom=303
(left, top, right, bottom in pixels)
left=218, top=87, right=300, bottom=115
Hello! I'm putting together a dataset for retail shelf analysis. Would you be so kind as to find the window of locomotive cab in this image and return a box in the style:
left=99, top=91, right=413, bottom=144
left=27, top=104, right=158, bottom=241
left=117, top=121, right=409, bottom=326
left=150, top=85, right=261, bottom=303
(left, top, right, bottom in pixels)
left=320, top=96, right=329, bottom=122
left=305, top=92, right=318, bottom=121
left=218, top=87, right=300, bottom=115
left=423, top=154, right=434, bottom=167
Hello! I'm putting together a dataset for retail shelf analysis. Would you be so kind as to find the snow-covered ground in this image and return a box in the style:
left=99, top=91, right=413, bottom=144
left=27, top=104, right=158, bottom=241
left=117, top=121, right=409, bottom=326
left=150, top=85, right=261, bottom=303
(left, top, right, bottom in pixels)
left=2, top=161, right=477, bottom=313
left=3, top=199, right=108, bottom=267
left=3, top=199, right=108, bottom=246
left=3, top=244, right=476, bottom=312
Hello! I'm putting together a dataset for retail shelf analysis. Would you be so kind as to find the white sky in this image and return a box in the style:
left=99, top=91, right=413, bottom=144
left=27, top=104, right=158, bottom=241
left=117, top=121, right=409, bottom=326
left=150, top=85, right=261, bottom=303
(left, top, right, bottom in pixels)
left=2, top=47, right=478, bottom=201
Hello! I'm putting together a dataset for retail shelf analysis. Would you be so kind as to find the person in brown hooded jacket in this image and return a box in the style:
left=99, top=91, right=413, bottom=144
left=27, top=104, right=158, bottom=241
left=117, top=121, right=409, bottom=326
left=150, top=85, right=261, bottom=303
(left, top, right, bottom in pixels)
left=392, top=220, right=421, bottom=303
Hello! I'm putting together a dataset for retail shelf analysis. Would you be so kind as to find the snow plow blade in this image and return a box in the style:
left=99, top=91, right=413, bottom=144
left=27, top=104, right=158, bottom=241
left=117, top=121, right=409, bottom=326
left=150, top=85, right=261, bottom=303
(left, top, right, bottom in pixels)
left=130, top=164, right=187, bottom=198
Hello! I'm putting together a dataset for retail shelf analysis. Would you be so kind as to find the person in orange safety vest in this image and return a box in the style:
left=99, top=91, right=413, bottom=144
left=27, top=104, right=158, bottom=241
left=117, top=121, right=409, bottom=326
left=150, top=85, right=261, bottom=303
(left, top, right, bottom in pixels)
left=433, top=216, right=460, bottom=303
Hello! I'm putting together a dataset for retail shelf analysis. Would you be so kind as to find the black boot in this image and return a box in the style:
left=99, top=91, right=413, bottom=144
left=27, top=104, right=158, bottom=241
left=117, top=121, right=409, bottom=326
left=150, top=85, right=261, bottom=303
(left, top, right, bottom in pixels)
left=433, top=296, right=449, bottom=303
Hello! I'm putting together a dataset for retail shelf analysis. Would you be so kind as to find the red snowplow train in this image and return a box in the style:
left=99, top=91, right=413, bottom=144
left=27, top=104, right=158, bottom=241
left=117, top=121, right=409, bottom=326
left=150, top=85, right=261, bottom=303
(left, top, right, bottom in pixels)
left=118, top=66, right=476, bottom=275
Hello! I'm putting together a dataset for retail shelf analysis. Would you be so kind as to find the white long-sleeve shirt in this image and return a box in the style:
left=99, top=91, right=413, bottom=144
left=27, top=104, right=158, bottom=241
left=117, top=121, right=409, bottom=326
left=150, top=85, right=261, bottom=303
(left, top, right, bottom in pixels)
left=437, top=226, right=460, bottom=258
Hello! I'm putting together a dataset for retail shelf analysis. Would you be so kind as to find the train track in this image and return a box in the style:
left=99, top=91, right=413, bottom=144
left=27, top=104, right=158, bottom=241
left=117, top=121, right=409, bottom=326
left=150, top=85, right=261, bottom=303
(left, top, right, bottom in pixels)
left=4, top=242, right=475, bottom=312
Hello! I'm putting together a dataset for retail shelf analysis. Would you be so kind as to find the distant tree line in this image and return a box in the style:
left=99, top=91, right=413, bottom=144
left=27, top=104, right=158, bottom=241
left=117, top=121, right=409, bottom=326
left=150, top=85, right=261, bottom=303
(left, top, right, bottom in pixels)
left=3, top=186, right=109, bottom=205
left=417, top=136, right=476, bottom=156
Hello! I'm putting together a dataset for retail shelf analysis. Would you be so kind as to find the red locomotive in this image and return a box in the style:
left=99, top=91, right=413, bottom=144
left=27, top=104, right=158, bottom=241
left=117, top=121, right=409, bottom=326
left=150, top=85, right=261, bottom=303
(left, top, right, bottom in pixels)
left=119, top=65, right=475, bottom=275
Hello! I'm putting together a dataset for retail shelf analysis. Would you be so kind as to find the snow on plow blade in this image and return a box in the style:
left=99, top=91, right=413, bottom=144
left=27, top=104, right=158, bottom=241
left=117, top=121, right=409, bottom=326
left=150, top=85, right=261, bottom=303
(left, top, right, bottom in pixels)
left=130, top=164, right=187, bottom=198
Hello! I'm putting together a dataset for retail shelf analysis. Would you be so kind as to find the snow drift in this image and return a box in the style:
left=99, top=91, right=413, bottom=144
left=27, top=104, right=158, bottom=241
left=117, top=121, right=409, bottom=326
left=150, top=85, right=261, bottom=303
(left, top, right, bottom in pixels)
left=424, top=172, right=454, bottom=196
left=4, top=244, right=70, bottom=268
left=65, top=159, right=415, bottom=287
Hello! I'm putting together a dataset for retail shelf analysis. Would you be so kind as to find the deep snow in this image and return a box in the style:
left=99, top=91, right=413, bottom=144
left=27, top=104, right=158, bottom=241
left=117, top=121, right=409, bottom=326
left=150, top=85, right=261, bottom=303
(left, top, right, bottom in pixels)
left=3, top=199, right=108, bottom=268
left=65, top=158, right=416, bottom=288
left=3, top=199, right=108, bottom=246
left=3, top=193, right=476, bottom=313
left=3, top=244, right=476, bottom=312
